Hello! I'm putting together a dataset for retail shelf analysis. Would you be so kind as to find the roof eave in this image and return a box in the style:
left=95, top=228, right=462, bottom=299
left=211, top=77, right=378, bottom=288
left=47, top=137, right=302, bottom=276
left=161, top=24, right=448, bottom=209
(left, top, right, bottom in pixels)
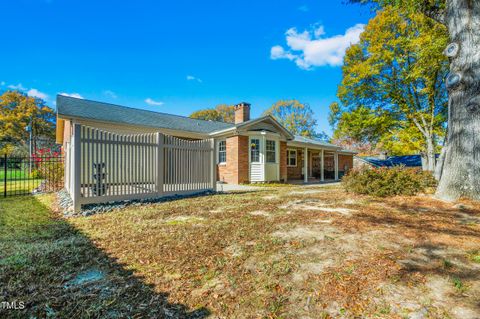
left=287, top=141, right=342, bottom=150
left=57, top=113, right=211, bottom=138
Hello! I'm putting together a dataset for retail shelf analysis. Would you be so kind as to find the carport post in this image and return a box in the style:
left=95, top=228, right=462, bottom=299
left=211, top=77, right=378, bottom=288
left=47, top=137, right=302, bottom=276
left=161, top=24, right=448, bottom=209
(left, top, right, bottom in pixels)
left=156, top=132, right=164, bottom=196
left=211, top=139, right=217, bottom=192
left=72, top=124, right=82, bottom=212
left=334, top=152, right=339, bottom=181
left=304, top=147, right=308, bottom=183
left=321, top=149, right=325, bottom=182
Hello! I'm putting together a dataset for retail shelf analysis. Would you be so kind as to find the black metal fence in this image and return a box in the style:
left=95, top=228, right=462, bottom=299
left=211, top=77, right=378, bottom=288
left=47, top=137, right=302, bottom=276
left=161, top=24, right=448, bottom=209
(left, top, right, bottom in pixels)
left=1, top=154, right=64, bottom=197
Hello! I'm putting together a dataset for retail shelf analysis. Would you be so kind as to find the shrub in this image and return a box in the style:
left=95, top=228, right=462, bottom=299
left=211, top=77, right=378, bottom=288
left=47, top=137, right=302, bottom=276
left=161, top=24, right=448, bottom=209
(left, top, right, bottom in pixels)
left=342, top=166, right=437, bottom=197
left=33, top=148, right=64, bottom=189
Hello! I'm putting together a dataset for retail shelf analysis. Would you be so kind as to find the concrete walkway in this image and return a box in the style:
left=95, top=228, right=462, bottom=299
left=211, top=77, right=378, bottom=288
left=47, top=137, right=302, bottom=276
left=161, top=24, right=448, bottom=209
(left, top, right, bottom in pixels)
left=216, top=181, right=340, bottom=192
left=216, top=183, right=263, bottom=192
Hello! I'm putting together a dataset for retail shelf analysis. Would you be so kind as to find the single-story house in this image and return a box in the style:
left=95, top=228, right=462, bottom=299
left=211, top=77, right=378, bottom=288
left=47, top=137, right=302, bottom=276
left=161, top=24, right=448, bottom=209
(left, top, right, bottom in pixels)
left=56, top=95, right=355, bottom=185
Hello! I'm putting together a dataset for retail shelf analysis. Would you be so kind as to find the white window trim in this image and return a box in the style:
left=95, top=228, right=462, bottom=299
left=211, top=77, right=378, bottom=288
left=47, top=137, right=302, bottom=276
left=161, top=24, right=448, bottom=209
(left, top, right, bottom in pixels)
left=217, top=139, right=227, bottom=164
left=250, top=138, right=261, bottom=163
left=265, top=139, right=277, bottom=164
left=287, top=149, right=297, bottom=167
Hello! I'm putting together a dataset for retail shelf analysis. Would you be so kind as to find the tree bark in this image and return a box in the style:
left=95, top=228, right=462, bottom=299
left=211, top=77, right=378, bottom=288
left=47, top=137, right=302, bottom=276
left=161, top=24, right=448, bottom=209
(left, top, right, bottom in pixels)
left=436, top=0, right=480, bottom=200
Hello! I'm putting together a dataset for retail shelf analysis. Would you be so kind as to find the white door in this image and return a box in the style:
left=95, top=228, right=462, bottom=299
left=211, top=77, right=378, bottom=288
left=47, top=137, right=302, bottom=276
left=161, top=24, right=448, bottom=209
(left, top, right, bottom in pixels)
left=249, top=137, right=264, bottom=182
left=264, top=139, right=279, bottom=181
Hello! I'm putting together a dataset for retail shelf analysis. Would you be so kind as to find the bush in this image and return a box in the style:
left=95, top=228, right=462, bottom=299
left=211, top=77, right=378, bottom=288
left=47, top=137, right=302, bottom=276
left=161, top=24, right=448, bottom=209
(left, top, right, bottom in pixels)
left=33, top=148, right=64, bottom=189
left=342, top=166, right=437, bottom=197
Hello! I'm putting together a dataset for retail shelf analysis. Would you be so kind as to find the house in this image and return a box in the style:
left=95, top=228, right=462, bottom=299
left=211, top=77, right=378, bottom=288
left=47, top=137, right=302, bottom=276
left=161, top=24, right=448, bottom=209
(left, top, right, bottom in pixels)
left=56, top=95, right=355, bottom=187
left=354, top=154, right=438, bottom=170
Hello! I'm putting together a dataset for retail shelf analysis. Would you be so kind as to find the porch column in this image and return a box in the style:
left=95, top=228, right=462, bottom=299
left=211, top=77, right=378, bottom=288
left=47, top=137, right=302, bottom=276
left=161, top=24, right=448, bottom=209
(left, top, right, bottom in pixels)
left=304, top=147, right=308, bottom=183
left=334, top=152, right=339, bottom=181
left=321, top=149, right=324, bottom=181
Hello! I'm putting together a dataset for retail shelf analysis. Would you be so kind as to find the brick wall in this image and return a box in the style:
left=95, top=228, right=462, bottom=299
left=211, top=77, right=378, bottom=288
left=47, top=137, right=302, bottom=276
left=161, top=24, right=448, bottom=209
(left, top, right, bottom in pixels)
left=287, top=147, right=305, bottom=179
left=339, top=154, right=353, bottom=177
left=217, top=164, right=228, bottom=183
left=217, top=135, right=249, bottom=184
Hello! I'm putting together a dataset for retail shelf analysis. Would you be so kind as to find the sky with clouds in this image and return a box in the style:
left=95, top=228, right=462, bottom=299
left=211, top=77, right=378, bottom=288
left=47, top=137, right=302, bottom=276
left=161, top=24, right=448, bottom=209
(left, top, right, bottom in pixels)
left=0, top=0, right=372, bottom=134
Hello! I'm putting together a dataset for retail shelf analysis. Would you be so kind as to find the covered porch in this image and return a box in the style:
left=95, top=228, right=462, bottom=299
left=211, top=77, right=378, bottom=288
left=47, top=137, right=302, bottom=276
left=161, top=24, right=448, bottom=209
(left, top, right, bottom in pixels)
left=286, top=146, right=353, bottom=184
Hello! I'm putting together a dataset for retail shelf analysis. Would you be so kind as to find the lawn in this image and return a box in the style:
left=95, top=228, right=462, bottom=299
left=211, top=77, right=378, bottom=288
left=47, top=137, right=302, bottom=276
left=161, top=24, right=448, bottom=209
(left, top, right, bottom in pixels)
left=0, top=169, right=42, bottom=196
left=0, top=169, right=31, bottom=180
left=1, top=185, right=480, bottom=318
left=0, top=180, right=42, bottom=196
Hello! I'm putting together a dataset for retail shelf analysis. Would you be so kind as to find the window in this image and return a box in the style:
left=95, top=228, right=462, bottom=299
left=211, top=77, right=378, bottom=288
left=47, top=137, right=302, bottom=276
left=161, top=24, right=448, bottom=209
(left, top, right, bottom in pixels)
left=266, top=140, right=276, bottom=163
left=218, top=140, right=226, bottom=163
left=250, top=139, right=260, bottom=162
left=287, top=149, right=297, bottom=167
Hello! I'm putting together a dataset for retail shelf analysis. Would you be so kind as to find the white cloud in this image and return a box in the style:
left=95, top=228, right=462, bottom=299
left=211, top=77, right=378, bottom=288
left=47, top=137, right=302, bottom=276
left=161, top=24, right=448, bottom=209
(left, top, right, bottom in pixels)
left=271, top=23, right=365, bottom=69
left=145, top=98, right=164, bottom=106
left=298, top=5, right=309, bottom=12
left=186, top=75, right=202, bottom=83
left=27, top=88, right=48, bottom=100
left=103, top=90, right=117, bottom=99
left=8, top=83, right=27, bottom=91
left=59, top=92, right=83, bottom=99
left=313, top=25, right=325, bottom=38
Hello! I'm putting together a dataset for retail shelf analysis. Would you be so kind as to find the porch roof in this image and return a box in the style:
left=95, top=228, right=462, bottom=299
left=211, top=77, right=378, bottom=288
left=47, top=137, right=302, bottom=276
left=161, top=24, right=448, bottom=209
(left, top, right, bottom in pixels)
left=287, top=135, right=342, bottom=150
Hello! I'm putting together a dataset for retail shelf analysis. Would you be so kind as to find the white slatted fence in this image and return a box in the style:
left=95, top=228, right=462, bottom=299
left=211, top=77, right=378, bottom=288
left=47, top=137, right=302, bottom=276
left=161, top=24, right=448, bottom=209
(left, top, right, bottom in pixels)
left=70, top=124, right=216, bottom=211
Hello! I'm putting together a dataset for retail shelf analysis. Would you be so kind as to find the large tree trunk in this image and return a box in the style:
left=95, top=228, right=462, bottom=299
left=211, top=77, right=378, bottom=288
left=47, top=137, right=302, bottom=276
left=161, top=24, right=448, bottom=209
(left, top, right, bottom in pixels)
left=436, top=0, right=480, bottom=200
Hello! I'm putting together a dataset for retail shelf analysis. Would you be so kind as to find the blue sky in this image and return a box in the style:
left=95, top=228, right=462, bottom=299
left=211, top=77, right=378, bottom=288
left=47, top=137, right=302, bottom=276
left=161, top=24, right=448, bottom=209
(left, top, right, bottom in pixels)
left=0, top=0, right=372, bottom=135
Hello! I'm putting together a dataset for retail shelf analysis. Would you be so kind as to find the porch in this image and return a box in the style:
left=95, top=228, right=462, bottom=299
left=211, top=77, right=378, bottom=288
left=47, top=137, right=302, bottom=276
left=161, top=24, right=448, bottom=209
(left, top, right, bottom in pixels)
left=286, top=147, right=352, bottom=183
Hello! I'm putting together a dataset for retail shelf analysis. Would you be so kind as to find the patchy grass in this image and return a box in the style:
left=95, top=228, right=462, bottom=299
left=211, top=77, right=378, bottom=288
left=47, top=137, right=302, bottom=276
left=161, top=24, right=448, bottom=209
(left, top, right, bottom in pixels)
left=2, top=185, right=480, bottom=318
left=0, top=195, right=208, bottom=318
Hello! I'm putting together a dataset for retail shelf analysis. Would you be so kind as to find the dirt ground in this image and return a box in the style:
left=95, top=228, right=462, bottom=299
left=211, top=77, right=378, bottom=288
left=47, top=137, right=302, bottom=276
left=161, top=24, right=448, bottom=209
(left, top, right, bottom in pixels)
left=65, top=184, right=480, bottom=318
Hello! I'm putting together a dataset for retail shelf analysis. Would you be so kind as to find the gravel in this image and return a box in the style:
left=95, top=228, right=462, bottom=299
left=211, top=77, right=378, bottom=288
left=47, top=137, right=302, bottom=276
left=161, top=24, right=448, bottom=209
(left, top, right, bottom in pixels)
left=57, top=189, right=215, bottom=217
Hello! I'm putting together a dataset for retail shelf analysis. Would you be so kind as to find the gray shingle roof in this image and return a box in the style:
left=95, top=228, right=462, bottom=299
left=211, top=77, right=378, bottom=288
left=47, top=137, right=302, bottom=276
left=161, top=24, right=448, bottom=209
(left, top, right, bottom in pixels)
left=56, top=95, right=235, bottom=134
left=292, top=135, right=339, bottom=149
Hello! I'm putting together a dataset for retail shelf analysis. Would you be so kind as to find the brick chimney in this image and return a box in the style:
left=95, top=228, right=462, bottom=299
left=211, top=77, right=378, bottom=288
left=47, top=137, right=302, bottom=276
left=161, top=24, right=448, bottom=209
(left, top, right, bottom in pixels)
left=234, top=102, right=251, bottom=124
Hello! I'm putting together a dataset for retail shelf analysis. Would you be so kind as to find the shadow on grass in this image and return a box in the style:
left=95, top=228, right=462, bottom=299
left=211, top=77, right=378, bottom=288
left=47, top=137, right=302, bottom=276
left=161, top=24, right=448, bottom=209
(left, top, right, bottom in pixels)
left=353, top=199, right=480, bottom=285
left=356, top=199, right=480, bottom=239
left=0, top=195, right=210, bottom=318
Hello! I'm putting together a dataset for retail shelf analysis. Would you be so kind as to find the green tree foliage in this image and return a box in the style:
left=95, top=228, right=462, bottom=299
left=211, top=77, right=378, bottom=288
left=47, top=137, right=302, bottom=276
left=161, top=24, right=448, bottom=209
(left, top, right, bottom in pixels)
left=349, top=0, right=445, bottom=22
left=0, top=90, right=55, bottom=155
left=189, top=104, right=235, bottom=123
left=263, top=99, right=319, bottom=138
left=331, top=7, right=449, bottom=167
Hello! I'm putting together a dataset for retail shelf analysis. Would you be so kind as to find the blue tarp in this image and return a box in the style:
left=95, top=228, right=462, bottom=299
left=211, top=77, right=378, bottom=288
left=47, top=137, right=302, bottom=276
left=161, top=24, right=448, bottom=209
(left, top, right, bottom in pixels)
left=358, top=154, right=439, bottom=168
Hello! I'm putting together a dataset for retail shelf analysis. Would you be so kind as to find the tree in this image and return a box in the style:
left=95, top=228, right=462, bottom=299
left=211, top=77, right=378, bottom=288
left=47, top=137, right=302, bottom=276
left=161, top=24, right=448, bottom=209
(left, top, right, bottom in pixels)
left=263, top=99, right=319, bottom=137
left=349, top=0, right=480, bottom=201
left=331, top=7, right=448, bottom=170
left=330, top=136, right=379, bottom=156
left=190, top=104, right=235, bottom=123
left=0, top=90, right=55, bottom=155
